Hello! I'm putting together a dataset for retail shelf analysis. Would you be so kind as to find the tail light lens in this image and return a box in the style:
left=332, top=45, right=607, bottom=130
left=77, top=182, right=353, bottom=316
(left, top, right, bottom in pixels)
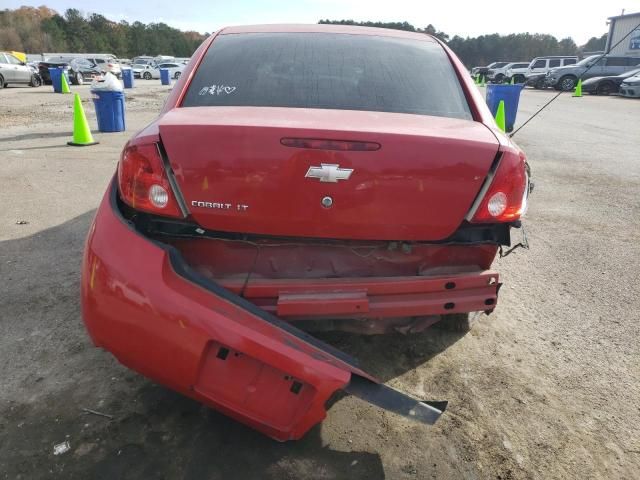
left=117, top=142, right=183, bottom=218
left=470, top=150, right=529, bottom=223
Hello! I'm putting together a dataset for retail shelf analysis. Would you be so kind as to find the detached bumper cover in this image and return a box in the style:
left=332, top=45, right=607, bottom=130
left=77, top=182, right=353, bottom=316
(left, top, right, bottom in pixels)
left=80, top=182, right=501, bottom=440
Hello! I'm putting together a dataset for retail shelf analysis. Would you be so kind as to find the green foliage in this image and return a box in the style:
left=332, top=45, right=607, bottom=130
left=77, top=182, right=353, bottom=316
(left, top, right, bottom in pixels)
left=319, top=19, right=602, bottom=68
left=581, top=33, right=607, bottom=53
left=0, top=6, right=206, bottom=57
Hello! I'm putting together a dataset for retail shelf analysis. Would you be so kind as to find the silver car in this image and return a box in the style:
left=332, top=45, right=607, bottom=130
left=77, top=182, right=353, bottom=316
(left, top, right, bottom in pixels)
left=0, top=52, right=40, bottom=88
left=546, top=55, right=640, bottom=91
left=620, top=73, right=640, bottom=98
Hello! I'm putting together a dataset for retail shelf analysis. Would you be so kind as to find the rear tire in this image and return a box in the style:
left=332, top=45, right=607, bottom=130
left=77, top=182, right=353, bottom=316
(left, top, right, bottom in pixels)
left=75, top=72, right=84, bottom=85
left=514, top=74, right=525, bottom=84
left=596, top=81, right=614, bottom=95
left=0, top=74, right=5, bottom=89
left=534, top=78, right=546, bottom=89
left=143, top=71, right=152, bottom=80
left=435, top=313, right=474, bottom=333
left=174, top=71, right=181, bottom=79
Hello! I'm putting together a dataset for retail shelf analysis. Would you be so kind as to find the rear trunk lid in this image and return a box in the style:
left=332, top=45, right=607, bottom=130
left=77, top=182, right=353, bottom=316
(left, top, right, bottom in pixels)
left=159, top=107, right=499, bottom=241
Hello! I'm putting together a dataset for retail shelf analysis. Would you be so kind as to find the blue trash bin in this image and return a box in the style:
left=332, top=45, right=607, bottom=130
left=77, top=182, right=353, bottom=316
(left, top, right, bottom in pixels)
left=160, top=68, right=171, bottom=85
left=91, top=90, right=126, bottom=132
left=49, top=67, right=70, bottom=93
left=122, top=68, right=134, bottom=89
left=485, top=84, right=524, bottom=133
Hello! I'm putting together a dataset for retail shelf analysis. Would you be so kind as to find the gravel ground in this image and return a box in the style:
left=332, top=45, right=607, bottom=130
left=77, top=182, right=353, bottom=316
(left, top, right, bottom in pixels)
left=1, top=81, right=639, bottom=480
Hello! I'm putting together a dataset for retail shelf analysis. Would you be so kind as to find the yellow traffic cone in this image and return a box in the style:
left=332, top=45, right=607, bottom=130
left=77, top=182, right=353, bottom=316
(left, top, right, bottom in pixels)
left=573, top=79, right=582, bottom=97
left=68, top=94, right=98, bottom=146
left=61, top=72, right=71, bottom=94
left=495, top=100, right=506, bottom=132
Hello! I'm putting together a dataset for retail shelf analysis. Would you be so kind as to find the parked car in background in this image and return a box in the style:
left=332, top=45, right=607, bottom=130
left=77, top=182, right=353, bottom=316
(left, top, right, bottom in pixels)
left=84, top=55, right=121, bottom=78
left=487, top=62, right=527, bottom=83
left=0, top=51, right=41, bottom=88
left=619, top=72, right=640, bottom=98
left=131, top=61, right=156, bottom=78
left=42, top=57, right=102, bottom=85
left=546, top=55, right=640, bottom=91
left=471, top=61, right=510, bottom=79
left=159, top=62, right=186, bottom=79
left=524, top=73, right=548, bottom=89
left=524, top=56, right=578, bottom=84
left=138, top=62, right=185, bottom=79
left=132, top=56, right=155, bottom=65
left=582, top=67, right=640, bottom=95
left=81, top=24, right=531, bottom=442
left=504, top=62, right=531, bottom=84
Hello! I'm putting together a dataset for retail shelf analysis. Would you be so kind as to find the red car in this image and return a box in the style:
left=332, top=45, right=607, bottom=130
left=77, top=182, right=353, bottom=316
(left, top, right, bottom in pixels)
left=81, top=24, right=531, bottom=441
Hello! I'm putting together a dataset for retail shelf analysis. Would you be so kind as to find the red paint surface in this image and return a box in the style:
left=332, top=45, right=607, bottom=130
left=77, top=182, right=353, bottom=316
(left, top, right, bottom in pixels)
left=159, top=107, right=500, bottom=241
left=82, top=183, right=378, bottom=440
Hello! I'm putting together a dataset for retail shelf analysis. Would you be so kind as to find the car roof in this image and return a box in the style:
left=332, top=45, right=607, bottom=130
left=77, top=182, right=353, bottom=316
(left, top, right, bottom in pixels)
left=219, top=24, right=436, bottom=42
left=532, top=55, right=577, bottom=59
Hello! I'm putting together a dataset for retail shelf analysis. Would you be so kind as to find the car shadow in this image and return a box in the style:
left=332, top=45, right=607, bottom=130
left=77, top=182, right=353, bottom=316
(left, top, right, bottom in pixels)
left=1, top=210, right=466, bottom=479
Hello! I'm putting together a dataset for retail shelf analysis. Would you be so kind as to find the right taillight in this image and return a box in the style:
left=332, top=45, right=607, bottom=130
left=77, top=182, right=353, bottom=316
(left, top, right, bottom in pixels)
left=117, top=142, right=183, bottom=218
left=470, top=150, right=529, bottom=223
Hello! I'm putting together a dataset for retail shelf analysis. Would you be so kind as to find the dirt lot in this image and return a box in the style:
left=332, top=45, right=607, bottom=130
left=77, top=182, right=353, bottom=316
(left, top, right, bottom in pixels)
left=1, top=81, right=639, bottom=480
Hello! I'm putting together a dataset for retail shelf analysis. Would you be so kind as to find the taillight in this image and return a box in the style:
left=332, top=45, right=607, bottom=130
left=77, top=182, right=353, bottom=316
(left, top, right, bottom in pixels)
left=470, top=150, right=529, bottom=223
left=117, top=142, right=183, bottom=218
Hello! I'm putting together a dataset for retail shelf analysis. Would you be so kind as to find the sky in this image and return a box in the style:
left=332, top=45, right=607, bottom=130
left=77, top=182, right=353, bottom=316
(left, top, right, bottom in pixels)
left=5, top=0, right=640, bottom=44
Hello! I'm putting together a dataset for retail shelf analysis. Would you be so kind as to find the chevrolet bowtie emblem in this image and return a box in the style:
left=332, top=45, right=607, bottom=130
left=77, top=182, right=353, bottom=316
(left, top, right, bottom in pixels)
left=305, top=164, right=354, bottom=183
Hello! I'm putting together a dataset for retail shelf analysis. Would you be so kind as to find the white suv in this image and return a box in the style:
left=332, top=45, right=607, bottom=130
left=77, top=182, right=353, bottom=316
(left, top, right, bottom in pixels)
left=525, top=56, right=578, bottom=77
left=488, top=62, right=529, bottom=83
left=504, top=63, right=532, bottom=84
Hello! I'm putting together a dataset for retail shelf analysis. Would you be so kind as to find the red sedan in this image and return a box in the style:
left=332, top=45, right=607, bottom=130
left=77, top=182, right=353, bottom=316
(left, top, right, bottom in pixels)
left=81, top=24, right=531, bottom=441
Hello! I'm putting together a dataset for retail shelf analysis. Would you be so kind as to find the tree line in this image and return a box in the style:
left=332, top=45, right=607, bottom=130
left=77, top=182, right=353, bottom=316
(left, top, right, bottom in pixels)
left=320, top=19, right=607, bottom=67
left=0, top=8, right=608, bottom=67
left=0, top=6, right=206, bottom=58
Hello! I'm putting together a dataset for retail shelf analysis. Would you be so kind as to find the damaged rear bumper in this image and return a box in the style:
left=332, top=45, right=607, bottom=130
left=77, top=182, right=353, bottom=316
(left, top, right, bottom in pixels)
left=81, top=181, right=498, bottom=440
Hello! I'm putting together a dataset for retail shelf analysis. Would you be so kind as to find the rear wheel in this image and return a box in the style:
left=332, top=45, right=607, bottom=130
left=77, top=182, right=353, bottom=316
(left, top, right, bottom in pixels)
left=596, top=81, right=614, bottom=95
left=435, top=313, right=474, bottom=333
left=75, top=72, right=84, bottom=85
left=174, top=71, right=181, bottom=79
left=0, top=74, right=5, bottom=89
left=494, top=73, right=504, bottom=84
left=514, top=74, right=525, bottom=84
left=143, top=71, right=152, bottom=80
left=534, top=77, right=546, bottom=89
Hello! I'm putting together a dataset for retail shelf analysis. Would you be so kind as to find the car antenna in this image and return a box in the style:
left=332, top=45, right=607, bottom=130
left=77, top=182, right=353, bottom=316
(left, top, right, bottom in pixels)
left=510, top=21, right=640, bottom=138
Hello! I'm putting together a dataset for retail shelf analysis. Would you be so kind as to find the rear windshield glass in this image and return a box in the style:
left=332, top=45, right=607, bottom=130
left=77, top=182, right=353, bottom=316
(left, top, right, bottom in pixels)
left=182, top=33, right=472, bottom=120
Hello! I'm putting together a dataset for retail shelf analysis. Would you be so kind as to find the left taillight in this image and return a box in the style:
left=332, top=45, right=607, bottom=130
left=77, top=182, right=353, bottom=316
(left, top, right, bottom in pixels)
left=117, top=142, right=183, bottom=218
left=469, top=149, right=529, bottom=223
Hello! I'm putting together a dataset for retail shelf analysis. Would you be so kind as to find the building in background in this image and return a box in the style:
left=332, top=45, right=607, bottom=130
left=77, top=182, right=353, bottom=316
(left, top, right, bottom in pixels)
left=606, top=11, right=640, bottom=55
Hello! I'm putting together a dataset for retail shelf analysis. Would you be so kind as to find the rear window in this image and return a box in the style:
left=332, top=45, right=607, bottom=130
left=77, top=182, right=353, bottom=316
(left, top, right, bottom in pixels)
left=182, top=33, right=472, bottom=120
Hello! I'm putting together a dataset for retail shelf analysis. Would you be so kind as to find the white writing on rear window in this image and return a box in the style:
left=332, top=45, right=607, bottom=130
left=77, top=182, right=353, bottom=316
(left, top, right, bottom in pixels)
left=198, top=84, right=237, bottom=96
